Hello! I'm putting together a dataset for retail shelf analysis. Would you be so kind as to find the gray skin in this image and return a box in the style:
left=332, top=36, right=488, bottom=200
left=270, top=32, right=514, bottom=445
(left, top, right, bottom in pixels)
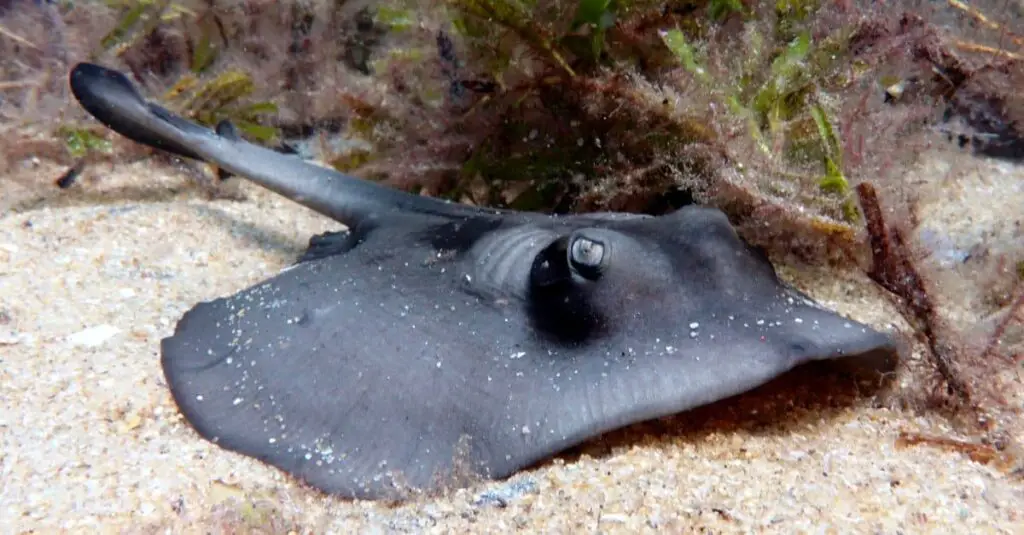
left=69, top=62, right=898, bottom=500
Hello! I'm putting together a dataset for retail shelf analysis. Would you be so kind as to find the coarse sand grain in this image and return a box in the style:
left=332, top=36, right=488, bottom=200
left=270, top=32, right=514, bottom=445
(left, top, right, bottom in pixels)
left=1, top=153, right=1022, bottom=533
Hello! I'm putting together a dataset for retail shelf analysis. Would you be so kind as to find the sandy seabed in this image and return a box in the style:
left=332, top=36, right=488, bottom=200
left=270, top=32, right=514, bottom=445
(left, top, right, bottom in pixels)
left=1, top=150, right=1022, bottom=534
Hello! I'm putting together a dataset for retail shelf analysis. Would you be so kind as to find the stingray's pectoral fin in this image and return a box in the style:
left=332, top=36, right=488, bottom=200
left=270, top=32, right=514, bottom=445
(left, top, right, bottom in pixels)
left=69, top=62, right=219, bottom=162
left=160, top=267, right=502, bottom=500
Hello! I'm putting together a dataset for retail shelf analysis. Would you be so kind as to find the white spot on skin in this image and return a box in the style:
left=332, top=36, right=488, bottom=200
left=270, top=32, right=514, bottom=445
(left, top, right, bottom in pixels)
left=232, top=397, right=243, bottom=406
left=689, top=322, right=699, bottom=329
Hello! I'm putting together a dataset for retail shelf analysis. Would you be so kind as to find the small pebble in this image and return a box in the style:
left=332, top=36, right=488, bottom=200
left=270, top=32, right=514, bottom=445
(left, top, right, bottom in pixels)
left=0, top=329, right=23, bottom=346
left=67, top=324, right=121, bottom=347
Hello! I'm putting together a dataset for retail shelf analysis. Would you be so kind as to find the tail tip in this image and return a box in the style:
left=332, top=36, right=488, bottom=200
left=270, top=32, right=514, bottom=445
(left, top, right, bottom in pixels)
left=68, top=62, right=145, bottom=114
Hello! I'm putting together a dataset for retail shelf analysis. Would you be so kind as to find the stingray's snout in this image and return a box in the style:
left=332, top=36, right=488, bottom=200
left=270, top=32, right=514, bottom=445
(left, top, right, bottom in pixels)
left=790, top=320, right=901, bottom=379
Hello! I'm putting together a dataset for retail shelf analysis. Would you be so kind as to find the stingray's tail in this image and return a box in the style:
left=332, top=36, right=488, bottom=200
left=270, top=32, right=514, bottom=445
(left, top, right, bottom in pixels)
left=68, top=62, right=502, bottom=226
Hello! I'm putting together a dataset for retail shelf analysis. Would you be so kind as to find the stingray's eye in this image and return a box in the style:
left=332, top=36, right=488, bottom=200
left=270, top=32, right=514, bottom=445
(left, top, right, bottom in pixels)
left=568, top=235, right=607, bottom=280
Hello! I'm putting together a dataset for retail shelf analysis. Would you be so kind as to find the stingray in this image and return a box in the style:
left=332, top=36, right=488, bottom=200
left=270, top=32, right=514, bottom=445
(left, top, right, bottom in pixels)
left=69, top=62, right=897, bottom=500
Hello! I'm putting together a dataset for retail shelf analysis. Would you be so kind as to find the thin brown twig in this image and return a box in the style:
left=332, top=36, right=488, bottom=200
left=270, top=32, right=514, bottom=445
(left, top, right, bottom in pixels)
left=896, top=430, right=1014, bottom=469
left=856, top=182, right=973, bottom=405
left=953, top=40, right=1024, bottom=60
left=0, top=80, right=40, bottom=91
left=946, top=0, right=1024, bottom=47
left=0, top=24, right=39, bottom=50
